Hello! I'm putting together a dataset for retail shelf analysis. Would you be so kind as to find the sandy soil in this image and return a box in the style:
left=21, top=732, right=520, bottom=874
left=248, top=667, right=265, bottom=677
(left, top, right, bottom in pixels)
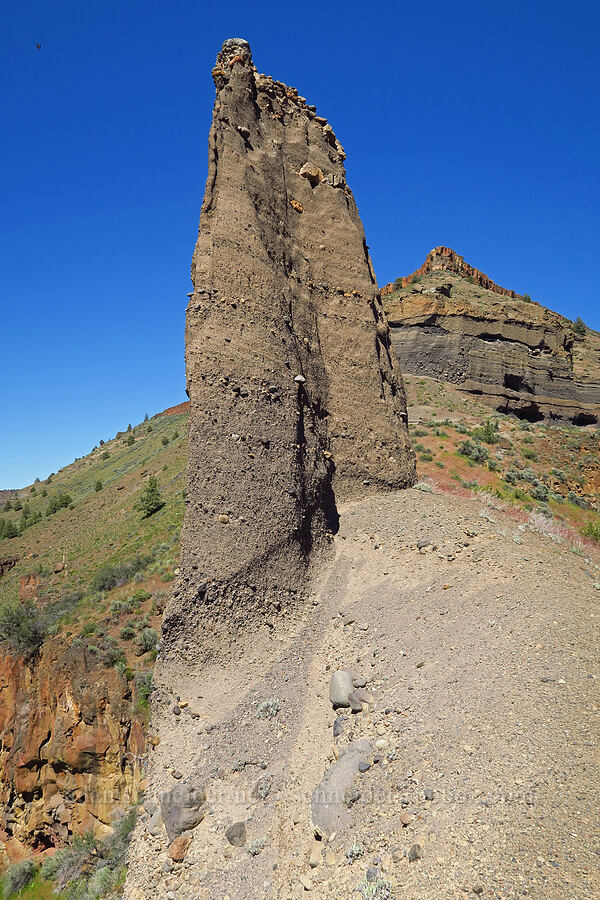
left=125, top=486, right=599, bottom=900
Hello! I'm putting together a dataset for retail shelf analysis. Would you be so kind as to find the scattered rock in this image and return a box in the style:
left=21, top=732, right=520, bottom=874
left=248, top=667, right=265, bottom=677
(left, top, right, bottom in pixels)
left=168, top=835, right=191, bottom=862
left=159, top=780, right=207, bottom=842
left=311, top=739, right=371, bottom=838
left=225, top=821, right=247, bottom=847
left=400, top=811, right=413, bottom=826
left=407, top=843, right=423, bottom=862
left=329, top=670, right=354, bottom=709
left=333, top=717, right=345, bottom=737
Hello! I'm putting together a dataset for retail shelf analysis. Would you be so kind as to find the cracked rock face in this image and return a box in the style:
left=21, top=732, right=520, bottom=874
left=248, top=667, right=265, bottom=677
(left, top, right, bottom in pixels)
left=166, top=39, right=414, bottom=645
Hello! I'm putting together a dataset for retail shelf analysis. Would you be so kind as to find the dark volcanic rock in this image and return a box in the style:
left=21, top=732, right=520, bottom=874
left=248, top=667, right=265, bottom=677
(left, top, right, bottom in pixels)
left=165, top=38, right=414, bottom=642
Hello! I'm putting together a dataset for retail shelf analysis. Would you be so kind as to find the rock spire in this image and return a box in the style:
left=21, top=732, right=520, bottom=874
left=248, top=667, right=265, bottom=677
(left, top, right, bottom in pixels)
left=167, top=39, right=415, bottom=644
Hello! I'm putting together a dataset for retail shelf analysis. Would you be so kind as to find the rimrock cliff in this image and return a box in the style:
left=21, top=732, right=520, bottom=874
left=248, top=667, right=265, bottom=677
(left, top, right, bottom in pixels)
left=383, top=255, right=600, bottom=424
left=167, top=39, right=414, bottom=646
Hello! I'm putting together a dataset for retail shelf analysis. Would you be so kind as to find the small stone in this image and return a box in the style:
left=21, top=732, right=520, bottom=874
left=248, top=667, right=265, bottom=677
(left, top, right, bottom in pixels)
left=329, top=670, right=354, bottom=709
left=168, top=835, right=191, bottom=862
left=343, top=615, right=355, bottom=626
left=333, top=717, right=345, bottom=737
left=309, top=840, right=322, bottom=868
left=353, top=677, right=368, bottom=688
left=424, top=789, right=434, bottom=801
left=416, top=661, right=425, bottom=669
left=299, top=874, right=313, bottom=891
left=171, top=770, right=183, bottom=780
left=443, top=583, right=451, bottom=590
left=417, top=540, right=431, bottom=549
left=294, top=374, right=306, bottom=383
left=172, top=705, right=181, bottom=716
left=400, top=812, right=413, bottom=826
left=358, top=761, right=370, bottom=773
left=225, top=821, right=247, bottom=847
left=473, top=887, right=484, bottom=896
left=408, top=843, right=423, bottom=861
left=218, top=513, right=230, bottom=524
left=376, top=723, right=386, bottom=736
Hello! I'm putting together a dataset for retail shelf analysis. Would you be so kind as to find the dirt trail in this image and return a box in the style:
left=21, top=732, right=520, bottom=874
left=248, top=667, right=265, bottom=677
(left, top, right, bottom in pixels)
left=125, top=487, right=599, bottom=900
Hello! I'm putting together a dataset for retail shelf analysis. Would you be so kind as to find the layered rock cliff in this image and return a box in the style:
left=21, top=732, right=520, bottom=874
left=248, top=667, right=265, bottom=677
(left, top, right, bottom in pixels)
left=166, top=38, right=414, bottom=649
left=384, top=259, right=600, bottom=424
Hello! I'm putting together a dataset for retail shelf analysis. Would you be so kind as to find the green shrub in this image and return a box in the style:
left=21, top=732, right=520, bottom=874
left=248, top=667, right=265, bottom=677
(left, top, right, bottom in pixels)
left=522, top=448, right=538, bottom=461
left=582, top=520, right=600, bottom=542
left=472, top=420, right=499, bottom=444
left=1, top=859, right=36, bottom=896
left=0, top=519, right=19, bottom=540
left=134, top=476, right=164, bottom=519
left=522, top=293, right=532, bottom=302
left=572, top=316, right=587, bottom=335
left=419, top=452, right=433, bottom=462
left=458, top=440, right=489, bottom=464
left=102, top=450, right=110, bottom=460
left=161, top=435, right=169, bottom=446
left=134, top=671, right=153, bottom=710
left=46, top=493, right=72, bottom=516
left=91, top=553, right=154, bottom=593
left=41, top=810, right=136, bottom=895
left=531, top=483, right=549, bottom=501
left=127, top=434, right=135, bottom=446
left=567, top=491, right=587, bottom=509
left=134, top=627, right=158, bottom=656
left=0, top=599, right=47, bottom=658
left=95, top=480, right=103, bottom=492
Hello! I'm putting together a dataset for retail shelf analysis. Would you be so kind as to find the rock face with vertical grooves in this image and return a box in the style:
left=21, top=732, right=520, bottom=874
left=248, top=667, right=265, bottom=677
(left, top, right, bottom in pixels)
left=164, top=39, right=414, bottom=648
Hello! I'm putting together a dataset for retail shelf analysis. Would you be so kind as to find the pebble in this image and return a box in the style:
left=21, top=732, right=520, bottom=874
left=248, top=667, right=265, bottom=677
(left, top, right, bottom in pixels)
left=358, top=761, right=371, bottom=773
left=225, top=821, right=247, bottom=847
left=333, top=717, right=345, bottom=737
left=299, top=874, right=313, bottom=890
left=408, top=843, right=423, bottom=861
left=400, top=811, right=413, bottom=826
left=329, top=670, right=354, bottom=708
left=172, top=705, right=181, bottom=716
left=294, top=374, right=306, bottom=384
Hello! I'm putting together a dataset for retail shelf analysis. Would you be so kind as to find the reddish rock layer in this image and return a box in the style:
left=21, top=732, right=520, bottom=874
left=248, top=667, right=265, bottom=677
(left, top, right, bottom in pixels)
left=382, top=246, right=517, bottom=298
left=0, top=642, right=146, bottom=856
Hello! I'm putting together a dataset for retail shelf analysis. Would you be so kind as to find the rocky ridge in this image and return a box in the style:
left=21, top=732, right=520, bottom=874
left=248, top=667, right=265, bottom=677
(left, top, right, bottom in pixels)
left=381, top=246, right=518, bottom=298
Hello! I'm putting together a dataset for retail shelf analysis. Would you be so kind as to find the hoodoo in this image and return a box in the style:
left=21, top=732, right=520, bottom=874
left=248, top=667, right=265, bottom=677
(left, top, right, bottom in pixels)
left=166, top=39, right=414, bottom=645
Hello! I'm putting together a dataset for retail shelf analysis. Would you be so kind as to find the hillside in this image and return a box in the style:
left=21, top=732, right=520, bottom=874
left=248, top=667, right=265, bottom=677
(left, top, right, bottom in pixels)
left=0, top=408, right=187, bottom=892
left=1, top=395, right=599, bottom=895
left=382, top=252, right=600, bottom=425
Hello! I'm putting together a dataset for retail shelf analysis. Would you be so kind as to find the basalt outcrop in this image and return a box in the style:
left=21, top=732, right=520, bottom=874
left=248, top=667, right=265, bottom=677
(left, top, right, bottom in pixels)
left=0, top=642, right=146, bottom=858
left=166, top=38, right=414, bottom=647
left=384, top=261, right=600, bottom=424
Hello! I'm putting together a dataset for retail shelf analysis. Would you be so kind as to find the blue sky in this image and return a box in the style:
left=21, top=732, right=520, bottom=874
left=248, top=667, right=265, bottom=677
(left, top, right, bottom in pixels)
left=2, top=0, right=599, bottom=487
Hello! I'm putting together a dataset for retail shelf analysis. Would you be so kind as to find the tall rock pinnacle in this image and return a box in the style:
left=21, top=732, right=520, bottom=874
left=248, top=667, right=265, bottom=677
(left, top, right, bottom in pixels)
left=169, top=39, right=415, bottom=644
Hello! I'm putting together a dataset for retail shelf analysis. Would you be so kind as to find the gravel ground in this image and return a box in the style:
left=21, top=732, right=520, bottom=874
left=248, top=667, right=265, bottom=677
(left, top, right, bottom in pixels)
left=125, top=486, right=600, bottom=900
